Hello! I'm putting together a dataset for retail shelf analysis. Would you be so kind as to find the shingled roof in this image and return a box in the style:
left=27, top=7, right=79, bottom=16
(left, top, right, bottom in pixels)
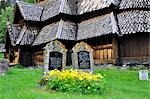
left=117, top=10, right=150, bottom=34
left=77, top=0, right=120, bottom=15
left=33, top=20, right=76, bottom=45
left=7, top=24, right=39, bottom=46
left=40, top=0, right=77, bottom=21
left=16, top=1, right=43, bottom=21
left=7, top=24, right=22, bottom=46
left=10, top=0, right=149, bottom=46
left=16, top=0, right=120, bottom=21
left=18, top=26, right=39, bottom=45
left=119, top=0, right=150, bottom=10
left=77, top=12, right=118, bottom=40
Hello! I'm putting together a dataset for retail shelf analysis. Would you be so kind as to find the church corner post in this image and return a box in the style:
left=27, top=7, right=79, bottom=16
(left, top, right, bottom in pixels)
left=43, top=40, right=68, bottom=72
left=72, top=42, right=94, bottom=72
left=112, top=34, right=121, bottom=66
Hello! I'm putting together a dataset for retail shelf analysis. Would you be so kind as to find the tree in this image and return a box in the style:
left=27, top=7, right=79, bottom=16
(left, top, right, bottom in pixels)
left=0, top=6, right=14, bottom=43
left=0, top=0, right=35, bottom=43
left=24, top=0, right=36, bottom=3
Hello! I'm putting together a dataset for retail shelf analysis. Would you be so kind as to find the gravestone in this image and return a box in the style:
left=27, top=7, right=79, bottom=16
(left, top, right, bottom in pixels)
left=49, top=52, right=62, bottom=70
left=44, top=40, right=67, bottom=71
left=139, top=70, right=149, bottom=80
left=0, top=59, right=10, bottom=75
left=78, top=51, right=90, bottom=69
left=72, top=42, right=94, bottom=72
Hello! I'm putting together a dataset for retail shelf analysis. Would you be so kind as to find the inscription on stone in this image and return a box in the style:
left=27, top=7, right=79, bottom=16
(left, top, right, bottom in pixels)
left=139, top=70, right=149, bottom=80
left=49, top=52, right=62, bottom=70
left=77, top=51, right=90, bottom=69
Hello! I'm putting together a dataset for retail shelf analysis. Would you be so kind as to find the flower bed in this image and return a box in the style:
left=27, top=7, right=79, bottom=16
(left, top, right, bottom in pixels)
left=39, top=69, right=106, bottom=94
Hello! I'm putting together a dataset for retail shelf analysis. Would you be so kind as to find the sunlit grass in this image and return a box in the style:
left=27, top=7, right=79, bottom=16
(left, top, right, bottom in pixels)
left=0, top=67, right=149, bottom=99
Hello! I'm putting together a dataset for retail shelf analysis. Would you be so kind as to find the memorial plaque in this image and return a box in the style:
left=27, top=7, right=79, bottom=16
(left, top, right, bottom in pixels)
left=49, top=52, right=62, bottom=70
left=139, top=70, right=149, bottom=80
left=77, top=51, right=90, bottom=69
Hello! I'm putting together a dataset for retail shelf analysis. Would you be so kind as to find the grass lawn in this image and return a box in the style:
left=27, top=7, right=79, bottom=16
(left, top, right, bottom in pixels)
left=0, top=67, right=149, bottom=99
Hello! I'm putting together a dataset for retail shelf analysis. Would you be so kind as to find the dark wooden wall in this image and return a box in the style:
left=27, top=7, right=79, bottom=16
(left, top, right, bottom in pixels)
left=120, top=33, right=150, bottom=62
left=86, top=35, right=113, bottom=64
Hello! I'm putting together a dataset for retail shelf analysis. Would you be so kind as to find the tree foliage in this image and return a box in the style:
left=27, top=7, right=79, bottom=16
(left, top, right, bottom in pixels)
left=0, top=0, right=35, bottom=43
left=24, top=0, right=36, bottom=3
left=0, top=6, right=14, bottom=43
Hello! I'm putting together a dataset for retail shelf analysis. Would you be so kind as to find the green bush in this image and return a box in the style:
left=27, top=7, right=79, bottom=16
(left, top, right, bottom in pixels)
left=39, top=69, right=106, bottom=94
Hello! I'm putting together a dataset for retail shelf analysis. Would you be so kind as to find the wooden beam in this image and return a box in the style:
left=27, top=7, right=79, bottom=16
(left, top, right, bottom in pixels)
left=112, top=34, right=120, bottom=65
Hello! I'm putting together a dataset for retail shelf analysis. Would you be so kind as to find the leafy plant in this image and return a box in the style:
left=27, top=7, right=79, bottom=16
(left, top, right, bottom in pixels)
left=39, top=69, right=106, bottom=94
left=0, top=6, right=13, bottom=43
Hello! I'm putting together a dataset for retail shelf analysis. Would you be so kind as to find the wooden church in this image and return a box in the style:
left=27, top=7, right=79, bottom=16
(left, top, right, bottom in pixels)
left=6, top=0, right=150, bottom=68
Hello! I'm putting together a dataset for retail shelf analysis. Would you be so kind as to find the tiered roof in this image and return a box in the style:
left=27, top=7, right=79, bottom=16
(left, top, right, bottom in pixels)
left=16, top=0, right=119, bottom=21
left=8, top=0, right=150, bottom=46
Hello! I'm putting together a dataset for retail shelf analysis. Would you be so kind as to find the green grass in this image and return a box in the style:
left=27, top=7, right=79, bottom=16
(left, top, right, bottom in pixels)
left=0, top=67, right=149, bottom=99
left=0, top=52, right=4, bottom=60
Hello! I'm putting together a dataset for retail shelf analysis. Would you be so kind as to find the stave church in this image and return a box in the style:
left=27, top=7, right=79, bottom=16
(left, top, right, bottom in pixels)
left=6, top=0, right=150, bottom=69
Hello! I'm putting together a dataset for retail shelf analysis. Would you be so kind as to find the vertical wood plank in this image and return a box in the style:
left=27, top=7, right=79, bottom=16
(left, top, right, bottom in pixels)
left=95, top=50, right=100, bottom=59
left=104, top=49, right=107, bottom=59
left=100, top=49, right=104, bottom=59
left=112, top=35, right=119, bottom=63
left=108, top=48, right=112, bottom=59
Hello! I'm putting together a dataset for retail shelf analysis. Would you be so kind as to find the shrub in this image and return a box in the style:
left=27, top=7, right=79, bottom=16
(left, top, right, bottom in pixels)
left=39, top=69, right=106, bottom=94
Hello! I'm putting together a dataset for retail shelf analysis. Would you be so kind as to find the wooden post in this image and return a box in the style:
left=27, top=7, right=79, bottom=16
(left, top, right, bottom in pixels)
left=112, top=34, right=120, bottom=65
left=14, top=48, right=20, bottom=64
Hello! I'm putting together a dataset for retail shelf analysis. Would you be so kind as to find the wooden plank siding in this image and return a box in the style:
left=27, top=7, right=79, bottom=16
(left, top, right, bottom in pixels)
left=88, top=35, right=113, bottom=64
left=120, top=33, right=150, bottom=62
left=92, top=44, right=113, bottom=64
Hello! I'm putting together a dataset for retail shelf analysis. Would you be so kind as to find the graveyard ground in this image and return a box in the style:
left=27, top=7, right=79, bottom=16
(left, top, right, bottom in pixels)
left=0, top=67, right=149, bottom=99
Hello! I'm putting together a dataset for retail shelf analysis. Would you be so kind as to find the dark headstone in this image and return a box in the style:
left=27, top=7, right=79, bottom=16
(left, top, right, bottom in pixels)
left=77, top=51, right=90, bottom=69
left=49, top=52, right=62, bottom=70
left=72, top=42, right=94, bottom=72
left=0, top=59, right=10, bottom=74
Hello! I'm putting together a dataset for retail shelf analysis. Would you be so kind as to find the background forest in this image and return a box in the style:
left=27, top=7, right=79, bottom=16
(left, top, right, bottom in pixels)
left=0, top=0, right=35, bottom=43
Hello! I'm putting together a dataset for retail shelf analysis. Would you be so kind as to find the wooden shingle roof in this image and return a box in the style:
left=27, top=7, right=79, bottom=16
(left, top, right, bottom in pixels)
left=7, top=24, right=39, bottom=46
left=33, top=20, right=76, bottom=45
left=7, top=24, right=21, bottom=46
left=18, top=26, right=39, bottom=45
left=119, top=0, right=150, bottom=9
left=16, top=0, right=120, bottom=21
left=117, top=10, right=150, bottom=34
left=77, top=0, right=120, bottom=15
left=77, top=12, right=118, bottom=40
left=16, top=1, right=43, bottom=21
left=39, top=0, right=61, bottom=21
left=10, top=0, right=150, bottom=46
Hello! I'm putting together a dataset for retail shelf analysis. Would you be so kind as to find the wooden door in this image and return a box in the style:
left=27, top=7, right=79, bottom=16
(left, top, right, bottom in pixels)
left=20, top=47, right=34, bottom=67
